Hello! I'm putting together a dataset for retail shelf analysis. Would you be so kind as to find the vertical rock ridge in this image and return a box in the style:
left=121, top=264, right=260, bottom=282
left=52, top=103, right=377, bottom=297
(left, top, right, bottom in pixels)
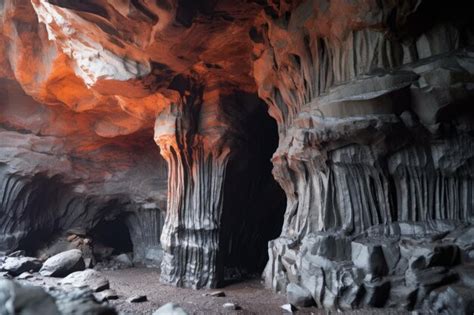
left=252, top=0, right=474, bottom=310
left=154, top=84, right=233, bottom=288
left=126, top=208, right=164, bottom=265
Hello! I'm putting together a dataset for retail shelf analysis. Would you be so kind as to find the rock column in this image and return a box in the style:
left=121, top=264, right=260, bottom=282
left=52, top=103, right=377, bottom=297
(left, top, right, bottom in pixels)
left=154, top=87, right=231, bottom=288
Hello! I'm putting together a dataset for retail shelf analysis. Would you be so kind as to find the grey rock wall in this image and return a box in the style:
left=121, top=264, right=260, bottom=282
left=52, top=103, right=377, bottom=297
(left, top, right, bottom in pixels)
left=252, top=0, right=474, bottom=311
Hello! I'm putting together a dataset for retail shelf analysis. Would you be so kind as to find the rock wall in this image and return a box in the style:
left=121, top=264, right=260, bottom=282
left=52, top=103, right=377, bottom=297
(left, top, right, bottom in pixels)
left=252, top=0, right=474, bottom=310
left=0, top=0, right=473, bottom=311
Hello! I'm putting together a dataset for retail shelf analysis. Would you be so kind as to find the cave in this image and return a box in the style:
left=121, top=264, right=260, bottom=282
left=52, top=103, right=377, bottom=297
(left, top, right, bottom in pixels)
left=1, top=0, right=474, bottom=314
left=89, top=217, right=134, bottom=259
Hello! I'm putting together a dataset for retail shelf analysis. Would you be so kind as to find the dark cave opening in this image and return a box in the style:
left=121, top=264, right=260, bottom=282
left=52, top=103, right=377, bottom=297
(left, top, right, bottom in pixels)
left=90, top=216, right=134, bottom=260
left=13, top=174, right=71, bottom=256
left=219, top=93, right=286, bottom=285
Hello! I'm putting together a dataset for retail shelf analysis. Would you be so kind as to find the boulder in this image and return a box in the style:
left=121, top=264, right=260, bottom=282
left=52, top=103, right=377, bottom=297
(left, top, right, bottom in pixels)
left=0, top=279, right=60, bottom=315
left=153, top=303, right=189, bottom=315
left=2, top=257, right=42, bottom=276
left=49, top=286, right=117, bottom=314
left=40, top=249, right=85, bottom=277
left=60, top=269, right=109, bottom=292
left=286, top=283, right=315, bottom=307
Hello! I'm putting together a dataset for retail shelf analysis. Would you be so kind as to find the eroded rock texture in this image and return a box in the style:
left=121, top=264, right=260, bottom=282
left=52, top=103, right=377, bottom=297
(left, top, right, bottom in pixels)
left=1, top=0, right=284, bottom=289
left=252, top=0, right=474, bottom=310
left=0, top=0, right=473, bottom=312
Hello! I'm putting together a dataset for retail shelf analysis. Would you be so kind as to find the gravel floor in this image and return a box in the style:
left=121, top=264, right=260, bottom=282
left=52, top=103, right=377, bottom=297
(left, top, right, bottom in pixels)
left=16, top=266, right=409, bottom=314
left=102, top=268, right=408, bottom=315
left=102, top=267, right=290, bottom=315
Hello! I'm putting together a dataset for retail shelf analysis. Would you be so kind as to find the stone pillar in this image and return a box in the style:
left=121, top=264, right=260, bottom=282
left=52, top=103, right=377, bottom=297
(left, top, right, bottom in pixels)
left=154, top=88, right=231, bottom=288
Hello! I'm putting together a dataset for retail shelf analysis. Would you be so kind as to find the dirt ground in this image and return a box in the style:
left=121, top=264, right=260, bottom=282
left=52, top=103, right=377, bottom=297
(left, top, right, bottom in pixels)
left=101, top=268, right=407, bottom=315
left=15, top=266, right=408, bottom=315
left=103, top=267, right=291, bottom=315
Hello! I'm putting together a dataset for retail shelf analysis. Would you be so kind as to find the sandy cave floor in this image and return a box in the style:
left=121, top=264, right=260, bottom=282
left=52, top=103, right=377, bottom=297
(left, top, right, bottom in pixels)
left=103, top=267, right=288, bottom=315
left=98, top=268, right=408, bottom=315
left=18, top=267, right=408, bottom=315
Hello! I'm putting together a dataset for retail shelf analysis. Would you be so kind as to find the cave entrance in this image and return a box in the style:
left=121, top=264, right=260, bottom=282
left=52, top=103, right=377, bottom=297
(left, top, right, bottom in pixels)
left=90, top=216, right=133, bottom=260
left=219, top=93, right=286, bottom=285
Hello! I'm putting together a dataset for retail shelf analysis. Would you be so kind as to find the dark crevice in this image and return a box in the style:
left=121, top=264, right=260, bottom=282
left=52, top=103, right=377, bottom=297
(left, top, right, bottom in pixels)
left=219, top=93, right=286, bottom=285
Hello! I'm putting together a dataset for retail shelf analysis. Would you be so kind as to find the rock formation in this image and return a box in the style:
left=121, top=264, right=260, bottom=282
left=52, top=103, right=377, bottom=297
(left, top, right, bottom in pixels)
left=0, top=0, right=473, bottom=312
left=251, top=0, right=474, bottom=310
left=1, top=0, right=283, bottom=287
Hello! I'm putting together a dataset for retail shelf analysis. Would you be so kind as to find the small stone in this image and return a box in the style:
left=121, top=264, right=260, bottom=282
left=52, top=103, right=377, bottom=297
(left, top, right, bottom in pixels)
left=222, top=302, right=239, bottom=310
left=203, top=290, right=225, bottom=297
left=280, top=304, right=296, bottom=313
left=127, top=295, right=147, bottom=303
left=153, top=303, right=189, bottom=315
left=94, top=289, right=118, bottom=302
left=286, top=283, right=315, bottom=307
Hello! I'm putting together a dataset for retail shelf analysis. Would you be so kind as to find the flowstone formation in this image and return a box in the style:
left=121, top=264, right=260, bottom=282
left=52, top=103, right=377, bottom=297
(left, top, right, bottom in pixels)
left=0, top=0, right=473, bottom=313
left=0, top=0, right=284, bottom=290
left=252, top=0, right=474, bottom=311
